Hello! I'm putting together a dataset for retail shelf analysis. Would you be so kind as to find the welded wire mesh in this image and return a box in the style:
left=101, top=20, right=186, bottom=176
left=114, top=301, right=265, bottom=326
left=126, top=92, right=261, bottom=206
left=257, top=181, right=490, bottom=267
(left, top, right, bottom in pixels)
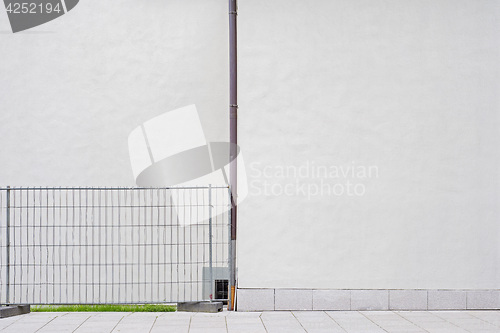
left=0, top=186, right=230, bottom=305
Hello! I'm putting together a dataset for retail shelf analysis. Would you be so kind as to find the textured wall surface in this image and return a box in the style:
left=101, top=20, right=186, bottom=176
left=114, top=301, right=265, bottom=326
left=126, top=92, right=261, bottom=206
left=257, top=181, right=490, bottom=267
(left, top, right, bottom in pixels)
left=0, top=0, right=499, bottom=291
left=0, top=0, right=228, bottom=186
left=238, top=0, right=500, bottom=289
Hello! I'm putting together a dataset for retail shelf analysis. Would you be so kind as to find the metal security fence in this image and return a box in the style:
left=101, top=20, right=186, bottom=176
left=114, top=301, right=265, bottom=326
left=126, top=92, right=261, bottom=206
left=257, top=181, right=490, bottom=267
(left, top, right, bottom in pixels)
left=0, top=186, right=231, bottom=305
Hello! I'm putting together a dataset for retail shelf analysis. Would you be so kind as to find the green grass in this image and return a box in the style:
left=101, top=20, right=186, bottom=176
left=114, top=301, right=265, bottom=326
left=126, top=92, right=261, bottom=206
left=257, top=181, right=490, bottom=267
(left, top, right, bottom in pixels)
left=32, top=304, right=176, bottom=312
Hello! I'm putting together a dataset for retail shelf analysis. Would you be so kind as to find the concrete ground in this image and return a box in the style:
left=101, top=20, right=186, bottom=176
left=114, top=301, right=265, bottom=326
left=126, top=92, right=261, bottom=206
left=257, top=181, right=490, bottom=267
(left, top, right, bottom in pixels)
left=0, top=310, right=499, bottom=333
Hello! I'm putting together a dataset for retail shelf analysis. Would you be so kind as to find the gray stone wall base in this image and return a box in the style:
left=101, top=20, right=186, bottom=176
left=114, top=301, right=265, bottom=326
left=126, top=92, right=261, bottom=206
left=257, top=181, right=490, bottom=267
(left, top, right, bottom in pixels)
left=237, top=289, right=500, bottom=311
left=0, top=305, right=30, bottom=318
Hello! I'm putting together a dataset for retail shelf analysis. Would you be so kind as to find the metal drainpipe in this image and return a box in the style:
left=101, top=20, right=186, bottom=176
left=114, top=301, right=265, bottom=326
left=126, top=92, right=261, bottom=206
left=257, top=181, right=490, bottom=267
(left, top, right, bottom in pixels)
left=229, top=0, right=238, bottom=311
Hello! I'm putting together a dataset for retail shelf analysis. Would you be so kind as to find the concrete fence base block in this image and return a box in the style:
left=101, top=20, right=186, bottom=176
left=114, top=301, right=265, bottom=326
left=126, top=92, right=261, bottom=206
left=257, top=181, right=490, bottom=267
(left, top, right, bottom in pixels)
left=0, top=305, right=30, bottom=318
left=177, top=301, right=223, bottom=313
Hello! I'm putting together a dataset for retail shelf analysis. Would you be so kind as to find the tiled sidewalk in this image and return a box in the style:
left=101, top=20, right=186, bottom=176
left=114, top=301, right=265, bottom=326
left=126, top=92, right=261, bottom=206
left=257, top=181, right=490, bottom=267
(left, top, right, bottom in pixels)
left=0, top=310, right=499, bottom=333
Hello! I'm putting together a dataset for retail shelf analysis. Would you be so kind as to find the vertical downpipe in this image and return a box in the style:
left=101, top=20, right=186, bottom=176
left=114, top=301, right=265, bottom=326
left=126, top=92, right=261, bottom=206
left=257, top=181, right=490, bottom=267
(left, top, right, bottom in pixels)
left=228, top=0, right=238, bottom=311
left=5, top=186, right=10, bottom=304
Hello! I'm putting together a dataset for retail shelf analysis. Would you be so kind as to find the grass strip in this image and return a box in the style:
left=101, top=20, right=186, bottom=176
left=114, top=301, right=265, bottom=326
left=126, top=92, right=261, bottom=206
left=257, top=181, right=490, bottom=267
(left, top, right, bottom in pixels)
left=32, top=304, right=176, bottom=312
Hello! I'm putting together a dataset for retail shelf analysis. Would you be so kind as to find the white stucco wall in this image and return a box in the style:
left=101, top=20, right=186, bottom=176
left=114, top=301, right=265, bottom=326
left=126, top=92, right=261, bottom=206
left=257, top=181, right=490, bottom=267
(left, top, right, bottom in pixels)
left=0, top=0, right=228, bottom=186
left=238, top=0, right=500, bottom=290
left=0, top=0, right=499, bottom=292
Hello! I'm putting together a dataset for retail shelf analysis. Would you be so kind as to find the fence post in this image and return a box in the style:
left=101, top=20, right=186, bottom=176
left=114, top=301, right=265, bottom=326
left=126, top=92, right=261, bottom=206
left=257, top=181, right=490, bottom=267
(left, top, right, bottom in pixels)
left=228, top=186, right=233, bottom=309
left=5, top=186, right=10, bottom=304
left=208, top=185, right=213, bottom=301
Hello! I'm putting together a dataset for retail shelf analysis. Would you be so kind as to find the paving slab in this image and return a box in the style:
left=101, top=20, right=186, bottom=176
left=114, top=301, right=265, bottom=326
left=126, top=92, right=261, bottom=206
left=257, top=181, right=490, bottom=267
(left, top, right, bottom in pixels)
left=326, top=311, right=387, bottom=332
left=189, top=313, right=227, bottom=333
left=110, top=312, right=158, bottom=333
left=1, top=310, right=500, bottom=332
left=431, top=311, right=500, bottom=332
left=292, top=311, right=344, bottom=333
left=74, top=312, right=130, bottom=333
left=469, top=311, right=500, bottom=327
left=260, top=311, right=305, bottom=333
left=362, top=311, right=427, bottom=332
left=226, top=312, right=266, bottom=333
left=0, top=312, right=60, bottom=333
left=37, top=313, right=91, bottom=333
left=149, top=312, right=193, bottom=333
left=0, top=313, right=25, bottom=330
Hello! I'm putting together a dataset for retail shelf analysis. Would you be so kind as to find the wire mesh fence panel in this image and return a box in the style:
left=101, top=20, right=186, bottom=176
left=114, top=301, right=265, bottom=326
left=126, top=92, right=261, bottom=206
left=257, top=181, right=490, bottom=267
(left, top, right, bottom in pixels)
left=0, top=187, right=230, bottom=305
